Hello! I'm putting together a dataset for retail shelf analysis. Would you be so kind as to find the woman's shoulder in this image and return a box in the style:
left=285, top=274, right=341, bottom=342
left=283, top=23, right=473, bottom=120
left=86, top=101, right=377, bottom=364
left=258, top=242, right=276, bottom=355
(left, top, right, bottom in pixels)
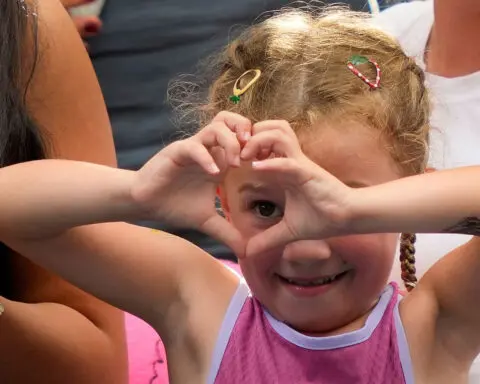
left=25, top=0, right=116, bottom=166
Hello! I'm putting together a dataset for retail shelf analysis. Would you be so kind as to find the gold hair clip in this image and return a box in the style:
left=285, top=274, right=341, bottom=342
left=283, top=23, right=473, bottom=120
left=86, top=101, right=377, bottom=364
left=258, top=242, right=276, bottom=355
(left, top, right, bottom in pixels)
left=229, top=69, right=262, bottom=104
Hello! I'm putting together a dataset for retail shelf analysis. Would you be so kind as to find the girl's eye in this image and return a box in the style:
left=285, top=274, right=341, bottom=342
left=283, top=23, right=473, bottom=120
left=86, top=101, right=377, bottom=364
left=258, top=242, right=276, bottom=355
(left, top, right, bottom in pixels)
left=252, top=200, right=283, bottom=219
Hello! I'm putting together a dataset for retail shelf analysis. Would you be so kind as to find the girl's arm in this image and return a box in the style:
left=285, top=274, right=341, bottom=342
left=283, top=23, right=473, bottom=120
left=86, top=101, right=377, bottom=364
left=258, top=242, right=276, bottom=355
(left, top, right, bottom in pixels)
left=350, top=166, right=480, bottom=361
left=0, top=160, right=138, bottom=239
left=352, top=166, right=480, bottom=236
left=0, top=109, right=247, bottom=338
left=0, top=160, right=196, bottom=319
left=0, top=158, right=235, bottom=337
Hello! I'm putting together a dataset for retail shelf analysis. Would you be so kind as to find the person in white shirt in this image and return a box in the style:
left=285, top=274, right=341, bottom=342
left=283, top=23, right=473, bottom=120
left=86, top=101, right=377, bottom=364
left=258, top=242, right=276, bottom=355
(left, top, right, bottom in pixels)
left=374, top=1, right=480, bottom=382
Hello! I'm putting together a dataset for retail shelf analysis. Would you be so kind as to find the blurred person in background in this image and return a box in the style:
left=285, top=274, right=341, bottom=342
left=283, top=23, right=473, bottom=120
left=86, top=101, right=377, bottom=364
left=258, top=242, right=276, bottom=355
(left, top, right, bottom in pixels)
left=62, top=0, right=103, bottom=46
left=374, top=1, right=480, bottom=383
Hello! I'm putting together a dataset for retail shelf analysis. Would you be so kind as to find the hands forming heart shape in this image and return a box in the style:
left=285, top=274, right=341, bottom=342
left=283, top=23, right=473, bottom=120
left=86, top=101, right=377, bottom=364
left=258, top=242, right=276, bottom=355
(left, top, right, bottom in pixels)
left=131, top=111, right=355, bottom=258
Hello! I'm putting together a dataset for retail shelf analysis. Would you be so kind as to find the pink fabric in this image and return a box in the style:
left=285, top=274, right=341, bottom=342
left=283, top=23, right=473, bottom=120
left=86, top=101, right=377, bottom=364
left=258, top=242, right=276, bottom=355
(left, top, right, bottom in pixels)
left=125, top=260, right=242, bottom=384
left=125, top=312, right=168, bottom=384
left=215, top=284, right=406, bottom=384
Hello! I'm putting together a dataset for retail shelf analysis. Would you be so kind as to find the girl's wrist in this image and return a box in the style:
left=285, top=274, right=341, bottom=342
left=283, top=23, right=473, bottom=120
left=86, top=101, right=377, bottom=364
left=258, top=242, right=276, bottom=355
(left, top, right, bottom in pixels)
left=322, top=186, right=367, bottom=238
left=346, top=187, right=386, bottom=235
left=119, top=170, right=153, bottom=222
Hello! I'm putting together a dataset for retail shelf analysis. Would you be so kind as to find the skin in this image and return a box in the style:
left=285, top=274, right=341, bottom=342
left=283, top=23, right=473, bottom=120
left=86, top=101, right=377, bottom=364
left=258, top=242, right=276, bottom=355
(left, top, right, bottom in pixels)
left=0, top=112, right=479, bottom=383
left=221, top=122, right=401, bottom=335
left=427, top=0, right=480, bottom=77
left=0, top=0, right=127, bottom=382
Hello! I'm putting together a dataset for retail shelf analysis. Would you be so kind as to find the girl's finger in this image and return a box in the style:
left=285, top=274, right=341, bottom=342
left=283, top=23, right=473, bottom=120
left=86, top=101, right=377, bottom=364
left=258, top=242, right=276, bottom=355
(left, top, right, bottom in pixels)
left=212, top=111, right=252, bottom=144
left=174, top=141, right=221, bottom=175
left=251, top=157, right=312, bottom=186
left=241, top=129, right=300, bottom=162
left=201, top=214, right=245, bottom=258
left=198, top=123, right=242, bottom=167
left=246, top=221, right=294, bottom=257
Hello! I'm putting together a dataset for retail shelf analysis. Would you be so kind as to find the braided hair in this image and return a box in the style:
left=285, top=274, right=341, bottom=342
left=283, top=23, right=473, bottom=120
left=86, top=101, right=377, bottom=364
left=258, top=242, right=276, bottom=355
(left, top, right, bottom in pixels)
left=399, top=233, right=417, bottom=292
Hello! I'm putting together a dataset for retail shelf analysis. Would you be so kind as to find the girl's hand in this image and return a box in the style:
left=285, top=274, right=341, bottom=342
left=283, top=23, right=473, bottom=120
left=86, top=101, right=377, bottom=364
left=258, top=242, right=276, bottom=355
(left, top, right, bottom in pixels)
left=241, top=120, right=356, bottom=256
left=132, top=111, right=252, bottom=256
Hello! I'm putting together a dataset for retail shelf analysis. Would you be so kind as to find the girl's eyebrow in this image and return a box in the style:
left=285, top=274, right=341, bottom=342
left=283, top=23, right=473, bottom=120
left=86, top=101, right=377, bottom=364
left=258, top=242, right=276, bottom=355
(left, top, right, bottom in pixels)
left=238, top=182, right=271, bottom=194
left=238, top=180, right=370, bottom=193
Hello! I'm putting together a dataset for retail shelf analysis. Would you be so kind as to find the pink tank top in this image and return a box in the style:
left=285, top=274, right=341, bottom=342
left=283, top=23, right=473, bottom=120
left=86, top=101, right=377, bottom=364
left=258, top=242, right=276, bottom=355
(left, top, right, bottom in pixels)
left=208, top=280, right=414, bottom=384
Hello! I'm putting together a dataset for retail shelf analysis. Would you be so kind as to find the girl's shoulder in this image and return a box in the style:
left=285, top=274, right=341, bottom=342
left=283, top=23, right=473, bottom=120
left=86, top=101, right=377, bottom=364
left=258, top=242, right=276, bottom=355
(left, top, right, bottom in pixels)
left=399, top=283, right=468, bottom=383
left=163, top=259, right=241, bottom=383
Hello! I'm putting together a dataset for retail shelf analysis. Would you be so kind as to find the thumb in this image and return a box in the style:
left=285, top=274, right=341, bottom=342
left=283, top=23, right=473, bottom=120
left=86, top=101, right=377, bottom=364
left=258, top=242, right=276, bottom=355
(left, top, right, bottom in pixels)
left=246, top=221, right=294, bottom=257
left=201, top=215, right=246, bottom=258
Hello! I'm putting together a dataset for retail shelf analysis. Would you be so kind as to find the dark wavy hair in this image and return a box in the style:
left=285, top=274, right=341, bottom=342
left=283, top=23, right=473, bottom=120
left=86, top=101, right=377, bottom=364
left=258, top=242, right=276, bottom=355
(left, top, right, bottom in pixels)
left=0, top=0, right=46, bottom=167
left=0, top=0, right=47, bottom=297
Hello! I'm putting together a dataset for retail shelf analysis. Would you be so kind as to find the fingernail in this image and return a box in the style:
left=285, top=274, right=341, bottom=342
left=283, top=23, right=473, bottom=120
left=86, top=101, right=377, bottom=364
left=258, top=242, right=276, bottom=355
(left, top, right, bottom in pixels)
left=234, top=156, right=241, bottom=167
left=242, top=132, right=250, bottom=141
left=210, top=163, right=220, bottom=174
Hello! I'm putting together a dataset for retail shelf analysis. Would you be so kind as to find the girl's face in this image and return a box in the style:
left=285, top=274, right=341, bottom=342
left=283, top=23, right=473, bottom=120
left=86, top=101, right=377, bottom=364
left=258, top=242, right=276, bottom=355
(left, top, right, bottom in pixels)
left=220, top=122, right=403, bottom=334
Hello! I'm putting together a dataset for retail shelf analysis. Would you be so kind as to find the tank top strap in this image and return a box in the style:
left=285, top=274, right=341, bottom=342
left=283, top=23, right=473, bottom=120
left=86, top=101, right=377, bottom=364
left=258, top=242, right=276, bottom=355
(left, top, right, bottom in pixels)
left=207, top=277, right=250, bottom=384
left=393, top=293, right=415, bottom=384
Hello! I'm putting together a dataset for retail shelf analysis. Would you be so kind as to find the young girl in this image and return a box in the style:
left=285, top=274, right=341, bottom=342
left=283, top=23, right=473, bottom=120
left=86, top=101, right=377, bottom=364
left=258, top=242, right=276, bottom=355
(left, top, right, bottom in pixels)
left=1, top=8, right=479, bottom=383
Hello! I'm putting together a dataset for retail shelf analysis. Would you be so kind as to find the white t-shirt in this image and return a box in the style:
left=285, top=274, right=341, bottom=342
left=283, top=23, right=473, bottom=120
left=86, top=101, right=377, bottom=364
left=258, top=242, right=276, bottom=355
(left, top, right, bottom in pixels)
left=375, top=2, right=480, bottom=382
